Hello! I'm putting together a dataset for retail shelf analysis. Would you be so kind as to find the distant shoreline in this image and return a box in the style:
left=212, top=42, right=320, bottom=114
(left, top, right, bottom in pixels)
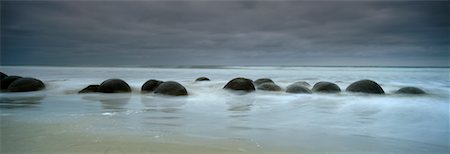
left=1, top=65, right=449, bottom=69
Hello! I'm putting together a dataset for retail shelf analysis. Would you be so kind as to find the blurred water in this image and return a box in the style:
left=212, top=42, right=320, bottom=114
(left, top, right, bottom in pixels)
left=0, top=66, right=449, bottom=153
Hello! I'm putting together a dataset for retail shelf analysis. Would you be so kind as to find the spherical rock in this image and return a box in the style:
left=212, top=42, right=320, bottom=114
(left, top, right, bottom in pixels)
left=78, top=85, right=100, bottom=93
left=257, top=82, right=282, bottom=91
left=396, top=87, right=426, bottom=94
left=223, top=77, right=255, bottom=92
left=1, top=76, right=22, bottom=90
left=154, top=81, right=188, bottom=96
left=0, top=72, right=7, bottom=80
left=253, top=78, right=274, bottom=86
left=346, top=79, right=384, bottom=94
left=97, top=79, right=131, bottom=93
left=141, top=79, right=163, bottom=93
left=286, top=83, right=312, bottom=94
left=195, top=77, right=210, bottom=81
left=312, top=81, right=341, bottom=93
left=292, top=81, right=311, bottom=87
left=7, top=78, right=45, bottom=92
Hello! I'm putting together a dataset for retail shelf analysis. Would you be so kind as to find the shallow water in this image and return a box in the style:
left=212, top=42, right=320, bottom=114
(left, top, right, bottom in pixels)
left=0, top=66, right=449, bottom=153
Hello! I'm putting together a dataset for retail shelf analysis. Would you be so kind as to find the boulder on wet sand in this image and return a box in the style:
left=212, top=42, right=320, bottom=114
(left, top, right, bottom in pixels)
left=346, top=79, right=384, bottom=94
left=154, top=81, right=188, bottom=96
left=141, top=79, right=164, bottom=93
left=7, top=78, right=45, bottom=92
left=396, top=87, right=426, bottom=94
left=286, top=83, right=312, bottom=94
left=292, top=81, right=311, bottom=87
left=312, top=81, right=341, bottom=93
left=97, top=79, right=131, bottom=93
left=195, top=77, right=210, bottom=81
left=223, top=77, right=255, bottom=92
left=0, top=72, right=7, bottom=80
left=253, top=78, right=274, bottom=86
left=78, top=85, right=100, bottom=93
left=257, top=82, right=282, bottom=91
left=1, top=76, right=22, bottom=90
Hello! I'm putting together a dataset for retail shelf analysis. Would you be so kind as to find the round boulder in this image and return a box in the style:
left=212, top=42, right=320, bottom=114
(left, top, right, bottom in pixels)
left=223, top=77, right=255, bottom=92
left=195, top=77, right=210, bottom=81
left=257, top=82, right=282, bottom=91
left=154, top=81, right=188, bottom=96
left=396, top=87, right=426, bottom=94
left=78, top=85, right=100, bottom=93
left=141, top=79, right=163, bottom=93
left=292, top=81, right=311, bottom=87
left=0, top=72, right=7, bottom=80
left=7, top=78, right=45, bottom=92
left=253, top=78, right=274, bottom=86
left=346, top=79, right=384, bottom=94
left=286, top=83, right=312, bottom=94
left=312, top=81, right=341, bottom=93
left=97, top=79, right=131, bottom=93
left=1, top=76, right=22, bottom=90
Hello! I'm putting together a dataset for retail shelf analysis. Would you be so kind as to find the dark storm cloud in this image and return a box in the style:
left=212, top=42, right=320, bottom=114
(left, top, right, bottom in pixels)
left=1, top=1, right=448, bottom=66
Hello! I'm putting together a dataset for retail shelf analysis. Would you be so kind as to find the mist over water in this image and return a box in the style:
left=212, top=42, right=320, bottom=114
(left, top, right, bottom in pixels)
left=0, top=66, right=449, bottom=153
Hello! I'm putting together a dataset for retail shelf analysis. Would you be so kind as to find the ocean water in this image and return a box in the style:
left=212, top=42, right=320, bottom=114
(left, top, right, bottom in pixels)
left=0, top=66, right=449, bottom=153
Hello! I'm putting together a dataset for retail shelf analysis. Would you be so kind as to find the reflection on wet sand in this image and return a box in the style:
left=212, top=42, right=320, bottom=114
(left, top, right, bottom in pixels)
left=0, top=93, right=46, bottom=109
left=82, top=94, right=131, bottom=111
left=139, top=95, right=187, bottom=130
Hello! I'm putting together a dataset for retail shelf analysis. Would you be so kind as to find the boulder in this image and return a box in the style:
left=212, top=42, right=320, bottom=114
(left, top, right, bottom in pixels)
left=97, top=79, right=131, bottom=93
left=257, top=82, right=282, bottom=91
left=286, top=83, right=312, bottom=94
left=7, top=78, right=45, bottom=92
left=195, top=77, right=210, bottom=81
left=292, top=81, right=311, bottom=87
left=141, top=79, right=163, bottom=93
left=0, top=72, right=7, bottom=80
left=253, top=78, right=274, bottom=86
left=223, top=77, right=255, bottom=92
left=1, top=76, right=22, bottom=90
left=78, top=85, right=100, bottom=93
left=396, top=87, right=426, bottom=94
left=312, top=81, right=341, bottom=93
left=154, top=81, right=188, bottom=96
left=346, top=79, right=384, bottom=94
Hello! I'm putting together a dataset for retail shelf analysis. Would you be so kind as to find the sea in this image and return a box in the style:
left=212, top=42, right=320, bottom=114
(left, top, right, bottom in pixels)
left=0, top=66, right=449, bottom=153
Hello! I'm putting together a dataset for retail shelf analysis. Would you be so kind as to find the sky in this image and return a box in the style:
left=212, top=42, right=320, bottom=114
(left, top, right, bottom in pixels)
left=1, top=1, right=449, bottom=67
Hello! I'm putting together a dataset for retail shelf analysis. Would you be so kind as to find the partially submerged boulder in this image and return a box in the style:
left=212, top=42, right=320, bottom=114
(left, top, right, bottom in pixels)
left=7, top=78, right=45, bottom=92
left=0, top=72, right=7, bottom=80
left=154, top=81, right=188, bottom=96
left=286, top=83, right=312, bottom=94
left=253, top=78, right=274, bottom=86
left=312, top=81, right=341, bottom=93
left=141, top=79, right=163, bottom=93
left=1, top=76, right=22, bottom=90
left=257, top=82, right=282, bottom=91
left=292, top=81, right=311, bottom=87
left=78, top=85, right=100, bottom=93
left=223, top=77, right=255, bottom=92
left=396, top=87, right=426, bottom=94
left=97, top=79, right=131, bottom=93
left=195, top=77, right=210, bottom=81
left=346, top=79, right=384, bottom=94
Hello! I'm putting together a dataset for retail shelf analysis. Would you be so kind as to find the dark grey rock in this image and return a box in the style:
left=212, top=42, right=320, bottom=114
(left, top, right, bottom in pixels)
left=346, top=79, right=384, bottom=94
left=292, top=81, right=311, bottom=87
left=257, top=82, right=282, bottom=91
left=286, top=83, right=312, bottom=94
left=97, top=79, right=131, bottom=93
left=154, top=81, right=188, bottom=96
left=0, top=72, right=7, bottom=80
left=78, top=85, right=100, bottom=93
left=312, top=81, right=341, bottom=93
left=1, top=76, right=22, bottom=90
left=223, top=77, right=255, bottom=92
left=141, top=79, right=163, bottom=93
left=253, top=78, right=274, bottom=86
left=7, top=78, right=45, bottom=92
left=396, top=87, right=426, bottom=94
left=195, top=77, right=210, bottom=81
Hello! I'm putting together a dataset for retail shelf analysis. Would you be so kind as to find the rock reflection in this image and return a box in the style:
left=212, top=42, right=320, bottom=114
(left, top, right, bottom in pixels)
left=140, top=95, right=187, bottom=113
left=226, top=96, right=255, bottom=112
left=0, top=93, right=46, bottom=109
left=82, top=94, right=131, bottom=111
